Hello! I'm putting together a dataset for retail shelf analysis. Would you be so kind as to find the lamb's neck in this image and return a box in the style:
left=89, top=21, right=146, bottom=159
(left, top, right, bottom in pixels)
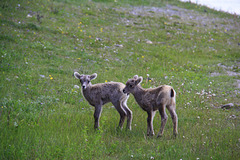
left=82, top=85, right=92, bottom=97
left=132, top=85, right=145, bottom=103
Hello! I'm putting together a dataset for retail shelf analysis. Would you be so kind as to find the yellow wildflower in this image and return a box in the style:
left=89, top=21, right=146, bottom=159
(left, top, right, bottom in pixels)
left=50, top=77, right=53, bottom=80
left=105, top=80, right=108, bottom=83
left=100, top=28, right=103, bottom=32
left=80, top=30, right=82, bottom=32
left=77, top=58, right=81, bottom=60
left=142, top=56, right=144, bottom=58
left=89, top=35, right=91, bottom=38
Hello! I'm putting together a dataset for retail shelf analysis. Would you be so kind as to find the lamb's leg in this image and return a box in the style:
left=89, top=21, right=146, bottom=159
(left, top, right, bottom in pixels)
left=94, top=105, right=102, bottom=129
left=157, top=105, right=168, bottom=137
left=147, top=110, right=155, bottom=136
left=121, top=99, right=132, bottom=130
left=113, top=101, right=127, bottom=129
left=167, top=104, right=178, bottom=137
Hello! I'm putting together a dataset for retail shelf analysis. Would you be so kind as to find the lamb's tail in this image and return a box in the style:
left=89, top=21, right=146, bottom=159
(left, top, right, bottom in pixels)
left=170, top=88, right=174, bottom=98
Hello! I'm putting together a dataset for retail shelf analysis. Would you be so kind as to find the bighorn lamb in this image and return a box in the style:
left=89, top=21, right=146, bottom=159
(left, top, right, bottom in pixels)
left=123, top=75, right=178, bottom=137
left=74, top=72, right=132, bottom=130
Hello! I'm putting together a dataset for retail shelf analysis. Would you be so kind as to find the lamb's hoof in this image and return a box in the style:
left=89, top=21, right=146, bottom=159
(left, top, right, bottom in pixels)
left=126, top=127, right=132, bottom=131
left=94, top=127, right=100, bottom=130
left=147, top=133, right=155, bottom=137
left=173, top=133, right=178, bottom=138
left=116, top=126, right=123, bottom=132
left=157, top=134, right=163, bottom=138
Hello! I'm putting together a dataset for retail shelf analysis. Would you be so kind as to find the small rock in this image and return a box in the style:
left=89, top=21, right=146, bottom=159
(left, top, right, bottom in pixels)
left=95, top=37, right=102, bottom=41
left=40, top=75, right=45, bottom=78
left=115, top=44, right=123, bottom=47
left=229, top=115, right=236, bottom=119
left=146, top=40, right=153, bottom=44
left=221, top=103, right=234, bottom=109
left=27, top=14, right=32, bottom=18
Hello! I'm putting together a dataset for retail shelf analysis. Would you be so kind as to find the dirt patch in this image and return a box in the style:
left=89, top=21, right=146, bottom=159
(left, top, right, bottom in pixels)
left=210, top=63, right=240, bottom=89
left=114, top=5, right=240, bottom=89
left=114, top=5, right=240, bottom=31
left=236, top=80, right=240, bottom=89
left=211, top=63, right=240, bottom=77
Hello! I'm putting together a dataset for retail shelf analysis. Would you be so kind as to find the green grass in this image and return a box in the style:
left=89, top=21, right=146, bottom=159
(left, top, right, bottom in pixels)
left=1, top=0, right=240, bottom=159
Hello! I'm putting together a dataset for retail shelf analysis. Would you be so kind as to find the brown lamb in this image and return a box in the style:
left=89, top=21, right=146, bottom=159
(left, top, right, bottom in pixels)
left=123, top=75, right=178, bottom=137
left=74, top=72, right=132, bottom=130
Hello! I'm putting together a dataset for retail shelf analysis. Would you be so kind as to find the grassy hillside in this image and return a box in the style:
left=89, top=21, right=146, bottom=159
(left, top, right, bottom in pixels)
left=0, top=0, right=240, bottom=159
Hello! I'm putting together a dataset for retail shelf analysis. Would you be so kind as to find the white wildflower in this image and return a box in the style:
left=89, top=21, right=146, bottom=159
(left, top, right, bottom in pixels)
left=74, top=85, right=80, bottom=89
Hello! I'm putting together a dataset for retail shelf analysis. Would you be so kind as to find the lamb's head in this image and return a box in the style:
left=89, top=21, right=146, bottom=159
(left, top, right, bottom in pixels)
left=123, top=75, right=143, bottom=94
left=74, top=72, right=97, bottom=90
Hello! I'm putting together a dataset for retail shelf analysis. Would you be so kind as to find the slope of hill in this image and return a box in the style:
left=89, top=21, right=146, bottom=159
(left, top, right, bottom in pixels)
left=0, top=0, right=239, bottom=159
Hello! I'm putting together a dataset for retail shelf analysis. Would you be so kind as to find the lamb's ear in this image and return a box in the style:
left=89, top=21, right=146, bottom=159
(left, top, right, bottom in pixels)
left=74, top=72, right=82, bottom=80
left=135, top=76, right=143, bottom=85
left=133, top=75, right=138, bottom=79
left=90, top=73, right=97, bottom=80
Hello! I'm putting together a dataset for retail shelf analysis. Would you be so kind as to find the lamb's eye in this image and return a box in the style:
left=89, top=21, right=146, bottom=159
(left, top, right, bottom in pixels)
left=87, top=80, right=90, bottom=83
left=129, top=85, right=133, bottom=88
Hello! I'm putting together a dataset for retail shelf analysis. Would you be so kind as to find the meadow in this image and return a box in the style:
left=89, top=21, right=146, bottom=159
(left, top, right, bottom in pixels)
left=0, top=0, right=240, bottom=159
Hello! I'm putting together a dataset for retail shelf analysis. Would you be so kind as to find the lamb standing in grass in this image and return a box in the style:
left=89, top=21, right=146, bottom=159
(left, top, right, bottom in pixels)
left=123, top=75, right=178, bottom=137
left=74, top=72, right=132, bottom=130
